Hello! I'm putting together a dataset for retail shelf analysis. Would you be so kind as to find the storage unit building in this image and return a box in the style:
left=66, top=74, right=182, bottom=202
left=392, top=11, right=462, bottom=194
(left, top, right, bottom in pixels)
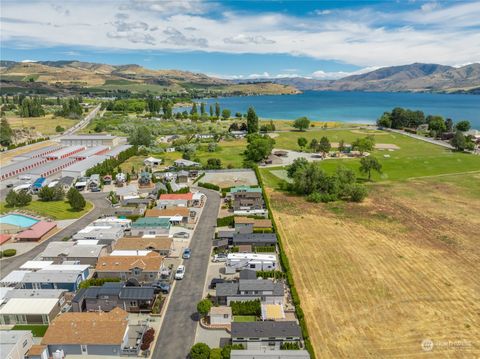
left=61, top=155, right=108, bottom=179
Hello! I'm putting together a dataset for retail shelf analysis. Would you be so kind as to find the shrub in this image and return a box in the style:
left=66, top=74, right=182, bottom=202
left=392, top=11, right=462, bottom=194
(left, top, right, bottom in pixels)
left=348, top=184, right=368, bottom=202
left=253, top=228, right=273, bottom=233
left=255, top=245, right=276, bottom=253
left=216, top=215, right=234, bottom=227
left=2, top=249, right=16, bottom=257
left=189, top=343, right=210, bottom=359
left=196, top=299, right=213, bottom=317
left=230, top=300, right=261, bottom=316
left=256, top=270, right=286, bottom=279
left=79, top=277, right=120, bottom=289
left=0, top=251, right=3, bottom=258
left=281, top=342, right=300, bottom=350
left=210, top=348, right=222, bottom=359
left=198, top=182, right=220, bottom=191
left=221, top=344, right=244, bottom=359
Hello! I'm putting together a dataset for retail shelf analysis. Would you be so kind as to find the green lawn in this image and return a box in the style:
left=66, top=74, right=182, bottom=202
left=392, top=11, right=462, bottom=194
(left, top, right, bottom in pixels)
left=12, top=325, right=48, bottom=337
left=265, top=128, right=480, bottom=183
left=0, top=200, right=93, bottom=220
left=233, top=315, right=257, bottom=322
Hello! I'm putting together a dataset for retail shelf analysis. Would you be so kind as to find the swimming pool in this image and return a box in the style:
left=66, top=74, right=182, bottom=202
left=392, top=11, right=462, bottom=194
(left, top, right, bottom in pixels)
left=0, top=214, right=39, bottom=228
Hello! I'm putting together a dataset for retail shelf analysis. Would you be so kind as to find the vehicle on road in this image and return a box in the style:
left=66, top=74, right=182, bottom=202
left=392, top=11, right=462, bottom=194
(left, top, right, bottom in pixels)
left=175, top=265, right=186, bottom=280
left=173, top=231, right=190, bottom=239
left=212, top=253, right=227, bottom=262
left=152, top=281, right=171, bottom=294
left=90, top=187, right=101, bottom=192
left=18, top=175, right=32, bottom=181
left=6, top=183, right=14, bottom=188
left=182, top=248, right=191, bottom=259
left=209, top=278, right=226, bottom=289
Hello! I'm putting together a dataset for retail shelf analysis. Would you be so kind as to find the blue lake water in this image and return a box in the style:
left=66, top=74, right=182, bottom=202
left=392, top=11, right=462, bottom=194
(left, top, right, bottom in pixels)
left=202, top=91, right=480, bottom=128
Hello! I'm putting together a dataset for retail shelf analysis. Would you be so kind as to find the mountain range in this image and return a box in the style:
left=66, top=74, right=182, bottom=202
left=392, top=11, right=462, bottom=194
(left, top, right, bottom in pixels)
left=1, top=61, right=479, bottom=95
left=247, top=63, right=480, bottom=94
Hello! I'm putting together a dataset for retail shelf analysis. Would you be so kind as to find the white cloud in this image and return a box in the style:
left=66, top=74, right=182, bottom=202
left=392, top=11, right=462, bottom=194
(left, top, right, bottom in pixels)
left=21, top=59, right=38, bottom=63
left=421, top=2, right=438, bottom=12
left=1, top=0, right=480, bottom=68
left=314, top=10, right=332, bottom=15
left=312, top=66, right=380, bottom=79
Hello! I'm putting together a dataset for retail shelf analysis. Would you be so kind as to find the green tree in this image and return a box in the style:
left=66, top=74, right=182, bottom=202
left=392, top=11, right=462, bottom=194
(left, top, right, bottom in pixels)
left=377, top=112, right=392, bottom=128
left=196, top=299, right=213, bottom=318
left=215, top=102, right=221, bottom=118
left=189, top=343, right=210, bottom=359
left=352, top=136, right=375, bottom=155
left=38, top=186, right=56, bottom=201
left=210, top=348, right=222, bottom=359
left=244, top=135, right=274, bottom=163
left=5, top=190, right=18, bottom=207
left=200, top=102, right=206, bottom=115
left=309, top=138, right=318, bottom=152
left=297, top=137, right=307, bottom=150
left=318, top=136, right=331, bottom=157
left=287, top=157, right=309, bottom=178
left=53, top=186, right=65, bottom=201
left=205, top=158, right=222, bottom=169
left=16, top=191, right=32, bottom=206
left=246, top=107, right=259, bottom=134
left=338, top=139, right=346, bottom=152
left=455, top=120, right=471, bottom=132
left=128, top=126, right=153, bottom=146
left=451, top=131, right=467, bottom=151
left=359, top=156, right=382, bottom=180
left=55, top=125, right=65, bottom=133
left=190, top=103, right=198, bottom=115
left=348, top=183, right=368, bottom=202
left=67, top=188, right=86, bottom=211
left=428, top=116, right=446, bottom=135
left=209, top=105, right=214, bottom=117
left=293, top=116, right=310, bottom=131
left=444, top=118, right=454, bottom=132
left=221, top=109, right=231, bottom=120
left=0, top=118, right=13, bottom=146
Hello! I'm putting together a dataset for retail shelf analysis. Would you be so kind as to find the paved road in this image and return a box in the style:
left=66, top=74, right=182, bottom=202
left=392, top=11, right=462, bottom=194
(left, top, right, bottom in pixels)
left=388, top=128, right=454, bottom=149
left=153, top=188, right=221, bottom=359
left=0, top=193, right=112, bottom=277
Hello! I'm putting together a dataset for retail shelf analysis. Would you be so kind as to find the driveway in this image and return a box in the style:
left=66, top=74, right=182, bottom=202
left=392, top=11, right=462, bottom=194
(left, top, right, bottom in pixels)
left=0, top=193, right=112, bottom=277
left=152, top=188, right=221, bottom=359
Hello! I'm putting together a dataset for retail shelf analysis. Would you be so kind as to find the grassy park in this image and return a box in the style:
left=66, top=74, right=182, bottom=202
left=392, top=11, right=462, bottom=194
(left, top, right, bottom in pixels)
left=12, top=325, right=49, bottom=337
left=0, top=200, right=93, bottom=220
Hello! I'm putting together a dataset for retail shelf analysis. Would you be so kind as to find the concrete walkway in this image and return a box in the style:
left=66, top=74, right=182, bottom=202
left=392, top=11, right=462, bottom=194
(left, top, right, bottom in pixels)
left=387, top=129, right=454, bottom=149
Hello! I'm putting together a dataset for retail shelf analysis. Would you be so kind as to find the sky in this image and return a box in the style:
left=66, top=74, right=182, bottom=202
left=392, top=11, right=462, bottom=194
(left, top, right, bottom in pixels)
left=1, top=0, right=480, bottom=79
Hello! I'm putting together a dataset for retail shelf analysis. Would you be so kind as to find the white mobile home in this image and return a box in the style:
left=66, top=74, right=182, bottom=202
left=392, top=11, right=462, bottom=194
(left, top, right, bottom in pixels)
left=225, top=253, right=277, bottom=274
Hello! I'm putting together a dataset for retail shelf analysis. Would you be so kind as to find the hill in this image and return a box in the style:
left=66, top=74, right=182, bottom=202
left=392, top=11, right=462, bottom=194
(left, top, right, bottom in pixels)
left=0, top=60, right=299, bottom=96
left=247, top=63, right=480, bottom=93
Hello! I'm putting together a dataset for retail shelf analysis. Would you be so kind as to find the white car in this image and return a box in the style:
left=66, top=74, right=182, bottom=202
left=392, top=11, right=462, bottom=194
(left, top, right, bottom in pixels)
left=174, top=265, right=186, bottom=280
left=212, top=253, right=228, bottom=262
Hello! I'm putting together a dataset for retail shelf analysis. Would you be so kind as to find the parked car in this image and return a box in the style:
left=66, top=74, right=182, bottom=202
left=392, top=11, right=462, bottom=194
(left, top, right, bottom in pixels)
left=182, top=248, right=191, bottom=259
left=174, top=232, right=190, bottom=239
left=6, top=183, right=14, bottom=188
left=210, top=278, right=226, bottom=289
left=175, top=265, right=186, bottom=280
left=212, top=253, right=227, bottom=262
left=91, top=187, right=101, bottom=192
left=152, top=281, right=171, bottom=294
left=18, top=175, right=32, bottom=181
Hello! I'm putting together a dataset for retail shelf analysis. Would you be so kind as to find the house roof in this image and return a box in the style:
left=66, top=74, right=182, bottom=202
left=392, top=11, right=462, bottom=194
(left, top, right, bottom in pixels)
left=231, top=321, right=302, bottom=338
left=159, top=193, right=193, bottom=200
left=145, top=207, right=190, bottom=217
left=229, top=186, right=262, bottom=194
left=239, top=269, right=257, bottom=280
left=232, top=233, right=278, bottom=245
left=119, top=287, right=155, bottom=300
left=115, top=237, right=173, bottom=251
left=217, top=230, right=234, bottom=239
left=27, top=345, right=47, bottom=356
left=42, top=307, right=128, bottom=345
left=132, top=217, right=171, bottom=228
left=234, top=217, right=272, bottom=228
left=239, top=279, right=275, bottom=291
left=215, top=282, right=240, bottom=297
left=0, top=298, right=59, bottom=315
left=96, top=252, right=163, bottom=272
left=41, top=241, right=104, bottom=258
left=16, top=221, right=56, bottom=240
left=22, top=270, right=82, bottom=283
left=210, top=306, right=232, bottom=315
left=0, top=270, right=32, bottom=284
left=5, top=289, right=66, bottom=300
left=20, top=261, right=54, bottom=270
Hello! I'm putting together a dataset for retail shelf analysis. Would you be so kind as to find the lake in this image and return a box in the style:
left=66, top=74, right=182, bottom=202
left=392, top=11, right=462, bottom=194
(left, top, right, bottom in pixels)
left=202, top=91, right=480, bottom=129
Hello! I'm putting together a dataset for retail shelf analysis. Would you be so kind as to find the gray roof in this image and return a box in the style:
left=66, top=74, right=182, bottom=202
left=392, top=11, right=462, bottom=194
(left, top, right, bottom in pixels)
left=0, top=157, right=46, bottom=177
left=239, top=269, right=258, bottom=280
left=104, top=145, right=132, bottom=158
left=22, top=271, right=81, bottom=283
left=13, top=145, right=61, bottom=160
left=119, top=287, right=155, bottom=300
left=61, top=135, right=118, bottom=140
left=57, top=176, right=75, bottom=186
left=62, top=155, right=108, bottom=173
left=231, top=321, right=302, bottom=338
left=230, top=350, right=310, bottom=359
left=27, top=158, right=76, bottom=176
left=122, top=198, right=151, bottom=205
left=215, top=282, right=239, bottom=297
left=5, top=289, right=66, bottom=299
left=218, top=230, right=235, bottom=239
left=41, top=242, right=104, bottom=258
left=232, top=233, right=277, bottom=245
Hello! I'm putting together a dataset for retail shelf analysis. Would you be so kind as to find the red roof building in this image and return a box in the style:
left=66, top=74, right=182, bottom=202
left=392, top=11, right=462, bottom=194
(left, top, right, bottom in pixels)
left=16, top=222, right=57, bottom=242
left=0, top=234, right=11, bottom=245
left=159, top=193, right=193, bottom=200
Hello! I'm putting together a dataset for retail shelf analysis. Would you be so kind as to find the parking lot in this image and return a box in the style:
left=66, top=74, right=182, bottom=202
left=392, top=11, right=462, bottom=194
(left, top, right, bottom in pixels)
left=202, top=169, right=258, bottom=188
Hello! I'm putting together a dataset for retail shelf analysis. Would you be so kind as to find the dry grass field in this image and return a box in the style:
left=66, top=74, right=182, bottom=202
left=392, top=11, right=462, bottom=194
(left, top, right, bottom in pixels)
left=7, top=114, right=78, bottom=135
left=266, top=173, right=480, bottom=358
left=0, top=140, right=58, bottom=165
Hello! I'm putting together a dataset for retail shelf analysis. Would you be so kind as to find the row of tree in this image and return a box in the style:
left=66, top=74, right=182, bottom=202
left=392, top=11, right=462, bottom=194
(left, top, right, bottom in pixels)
left=85, top=145, right=138, bottom=176
left=55, top=97, right=84, bottom=119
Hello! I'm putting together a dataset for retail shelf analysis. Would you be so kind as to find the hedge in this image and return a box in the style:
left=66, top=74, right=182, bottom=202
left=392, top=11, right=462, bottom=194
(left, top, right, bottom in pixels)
left=256, top=270, right=286, bottom=279
left=230, top=299, right=261, bottom=316
left=253, top=228, right=274, bottom=233
left=2, top=249, right=16, bottom=257
left=193, top=172, right=205, bottom=184
left=79, top=277, right=121, bottom=289
left=254, top=245, right=276, bottom=253
left=253, top=166, right=316, bottom=359
left=198, top=182, right=220, bottom=191
left=217, top=215, right=234, bottom=227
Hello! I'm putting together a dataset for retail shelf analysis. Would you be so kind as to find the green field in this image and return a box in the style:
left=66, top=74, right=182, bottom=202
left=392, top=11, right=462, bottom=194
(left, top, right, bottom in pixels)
left=0, top=200, right=93, bottom=220
left=12, top=325, right=49, bottom=337
left=264, top=128, right=480, bottom=184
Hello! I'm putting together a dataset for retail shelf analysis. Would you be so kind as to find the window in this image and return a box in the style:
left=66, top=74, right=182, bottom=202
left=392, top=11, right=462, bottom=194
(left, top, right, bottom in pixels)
left=249, top=264, right=255, bottom=269
left=23, top=340, right=28, bottom=348
left=130, top=301, right=137, bottom=307
left=223, top=314, right=229, bottom=318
